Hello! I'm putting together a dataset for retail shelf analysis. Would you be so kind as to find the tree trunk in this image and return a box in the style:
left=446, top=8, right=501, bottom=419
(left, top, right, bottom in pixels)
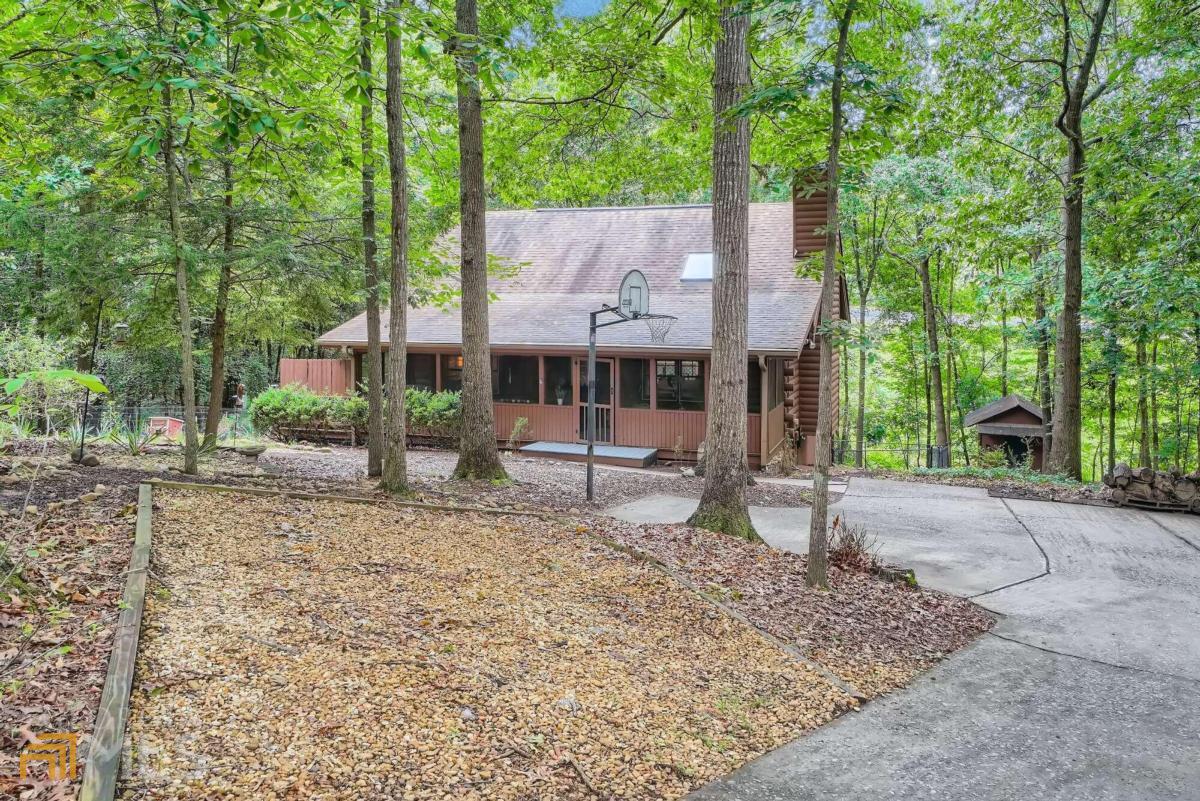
left=998, top=260, right=1009, bottom=396
left=451, top=0, right=506, bottom=481
left=204, top=155, right=235, bottom=446
left=917, top=254, right=949, bottom=452
left=1033, top=253, right=1052, bottom=414
left=1107, top=344, right=1117, bottom=476
left=162, top=84, right=198, bottom=474
left=1047, top=0, right=1112, bottom=479
left=807, top=0, right=854, bottom=590
left=1150, top=336, right=1159, bottom=470
left=854, top=298, right=867, bottom=468
left=688, top=0, right=756, bottom=541
left=381, top=0, right=409, bottom=495
left=361, top=1, right=385, bottom=478
left=1137, top=334, right=1150, bottom=467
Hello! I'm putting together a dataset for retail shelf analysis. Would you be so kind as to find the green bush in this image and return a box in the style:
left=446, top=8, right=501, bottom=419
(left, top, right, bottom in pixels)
left=404, top=388, right=462, bottom=433
left=248, top=384, right=460, bottom=439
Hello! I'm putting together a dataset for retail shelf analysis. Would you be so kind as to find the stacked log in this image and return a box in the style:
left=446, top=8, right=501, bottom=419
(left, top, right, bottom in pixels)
left=1102, top=462, right=1200, bottom=512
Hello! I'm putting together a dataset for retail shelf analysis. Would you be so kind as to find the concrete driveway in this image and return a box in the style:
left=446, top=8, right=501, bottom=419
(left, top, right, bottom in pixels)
left=606, top=477, right=1200, bottom=800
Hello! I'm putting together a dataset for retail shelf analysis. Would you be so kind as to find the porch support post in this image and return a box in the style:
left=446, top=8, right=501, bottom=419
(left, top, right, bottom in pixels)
left=587, top=311, right=598, bottom=502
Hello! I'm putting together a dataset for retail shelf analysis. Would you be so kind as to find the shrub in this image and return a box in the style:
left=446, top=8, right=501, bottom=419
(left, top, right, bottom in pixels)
left=913, top=465, right=1078, bottom=485
left=248, top=384, right=460, bottom=440
left=405, top=388, right=462, bottom=434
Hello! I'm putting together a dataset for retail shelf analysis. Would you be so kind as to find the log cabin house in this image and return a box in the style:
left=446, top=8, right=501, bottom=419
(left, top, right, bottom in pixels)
left=294, top=189, right=845, bottom=468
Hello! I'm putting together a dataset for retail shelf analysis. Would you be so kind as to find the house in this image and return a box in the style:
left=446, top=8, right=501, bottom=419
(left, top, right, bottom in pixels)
left=297, top=189, right=844, bottom=467
left=963, top=394, right=1046, bottom=470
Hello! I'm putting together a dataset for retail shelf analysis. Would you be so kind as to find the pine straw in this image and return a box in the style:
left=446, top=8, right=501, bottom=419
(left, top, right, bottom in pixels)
left=122, top=490, right=854, bottom=801
left=587, top=518, right=995, bottom=694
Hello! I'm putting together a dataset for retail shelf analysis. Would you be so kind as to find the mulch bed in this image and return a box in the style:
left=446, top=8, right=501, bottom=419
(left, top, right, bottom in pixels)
left=584, top=517, right=994, bottom=695
left=122, top=489, right=852, bottom=801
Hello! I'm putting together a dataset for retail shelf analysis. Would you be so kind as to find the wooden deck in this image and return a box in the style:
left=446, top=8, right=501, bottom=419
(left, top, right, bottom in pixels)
left=519, top=441, right=659, bottom=468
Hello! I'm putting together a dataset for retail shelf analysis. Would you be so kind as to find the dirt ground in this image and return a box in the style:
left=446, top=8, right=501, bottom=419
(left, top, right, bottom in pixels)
left=258, top=445, right=816, bottom=510
left=1, top=440, right=987, bottom=799
left=122, top=489, right=851, bottom=801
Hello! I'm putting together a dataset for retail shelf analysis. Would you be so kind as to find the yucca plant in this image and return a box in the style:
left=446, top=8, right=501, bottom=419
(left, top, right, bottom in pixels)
left=108, top=424, right=159, bottom=456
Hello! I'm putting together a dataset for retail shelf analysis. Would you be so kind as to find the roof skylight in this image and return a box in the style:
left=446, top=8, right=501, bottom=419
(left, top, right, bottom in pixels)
left=680, top=252, right=714, bottom=282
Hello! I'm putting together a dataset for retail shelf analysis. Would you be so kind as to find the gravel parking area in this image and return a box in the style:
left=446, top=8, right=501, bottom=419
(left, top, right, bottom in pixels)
left=259, top=446, right=815, bottom=510
left=122, top=489, right=852, bottom=800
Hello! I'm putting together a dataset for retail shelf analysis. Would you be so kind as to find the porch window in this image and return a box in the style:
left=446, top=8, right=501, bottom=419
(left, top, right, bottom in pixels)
left=656, top=359, right=704, bottom=411
left=440, top=354, right=463, bottom=392
left=544, top=356, right=573, bottom=405
left=619, top=358, right=651, bottom=409
left=492, top=355, right=539, bottom=404
left=747, top=360, right=762, bottom=413
left=406, top=354, right=436, bottom=391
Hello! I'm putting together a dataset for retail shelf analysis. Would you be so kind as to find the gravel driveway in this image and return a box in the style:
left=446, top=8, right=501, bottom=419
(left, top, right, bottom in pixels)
left=687, top=478, right=1200, bottom=801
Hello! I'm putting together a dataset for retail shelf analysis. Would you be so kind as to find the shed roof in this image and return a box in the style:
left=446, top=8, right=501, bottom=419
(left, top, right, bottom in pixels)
left=963, top=394, right=1046, bottom=428
left=317, top=202, right=830, bottom=353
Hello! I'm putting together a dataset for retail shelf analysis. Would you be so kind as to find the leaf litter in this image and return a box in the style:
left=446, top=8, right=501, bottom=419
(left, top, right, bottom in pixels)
left=123, top=489, right=859, bottom=801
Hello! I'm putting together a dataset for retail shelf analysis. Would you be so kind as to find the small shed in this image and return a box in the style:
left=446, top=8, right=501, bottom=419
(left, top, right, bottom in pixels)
left=963, top=394, right=1046, bottom=470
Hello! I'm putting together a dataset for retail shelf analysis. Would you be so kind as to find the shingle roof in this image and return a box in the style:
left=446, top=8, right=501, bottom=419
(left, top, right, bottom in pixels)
left=963, top=394, right=1045, bottom=427
left=318, top=202, right=823, bottom=353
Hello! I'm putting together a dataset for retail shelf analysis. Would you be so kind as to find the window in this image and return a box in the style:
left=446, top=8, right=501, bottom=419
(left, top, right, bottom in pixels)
left=544, top=356, right=573, bottom=405
left=440, top=354, right=463, bottom=392
left=619, top=359, right=651, bottom=409
left=492, top=355, right=539, bottom=403
left=406, top=354, right=436, bottom=391
left=680, top=252, right=714, bottom=282
left=747, top=360, right=762, bottom=413
left=656, top=359, right=704, bottom=411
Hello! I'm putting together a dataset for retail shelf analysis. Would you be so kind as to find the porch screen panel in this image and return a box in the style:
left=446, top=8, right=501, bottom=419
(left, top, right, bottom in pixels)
left=440, top=354, right=463, bottom=392
left=544, top=356, right=573, bottom=405
left=747, top=359, right=762, bottom=413
left=619, top=359, right=651, bottom=409
left=406, top=354, right=436, bottom=391
left=492, top=355, right=539, bottom=403
left=656, top=359, right=705, bottom=411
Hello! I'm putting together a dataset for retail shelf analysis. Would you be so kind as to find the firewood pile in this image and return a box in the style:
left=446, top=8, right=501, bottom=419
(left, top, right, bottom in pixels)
left=1102, top=463, right=1200, bottom=512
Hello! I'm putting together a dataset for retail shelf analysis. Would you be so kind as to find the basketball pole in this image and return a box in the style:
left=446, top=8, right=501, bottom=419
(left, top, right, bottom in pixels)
left=587, top=311, right=598, bottom=502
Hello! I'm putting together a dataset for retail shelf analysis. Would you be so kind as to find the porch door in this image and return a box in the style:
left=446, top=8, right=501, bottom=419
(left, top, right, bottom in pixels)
left=577, top=358, right=614, bottom=444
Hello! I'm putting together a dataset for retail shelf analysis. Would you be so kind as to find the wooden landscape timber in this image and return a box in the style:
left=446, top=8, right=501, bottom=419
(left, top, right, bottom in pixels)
left=79, top=483, right=153, bottom=801
left=1103, top=462, right=1200, bottom=513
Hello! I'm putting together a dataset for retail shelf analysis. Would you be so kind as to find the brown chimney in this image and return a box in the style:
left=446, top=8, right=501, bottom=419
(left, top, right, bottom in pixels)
left=792, top=169, right=828, bottom=258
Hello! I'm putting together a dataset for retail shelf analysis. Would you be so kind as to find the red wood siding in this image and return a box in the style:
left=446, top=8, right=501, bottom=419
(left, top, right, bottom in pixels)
left=792, top=184, right=828, bottom=257
left=279, top=358, right=353, bottom=395
left=785, top=344, right=837, bottom=438
left=766, top=402, right=786, bottom=457
left=493, top=403, right=574, bottom=444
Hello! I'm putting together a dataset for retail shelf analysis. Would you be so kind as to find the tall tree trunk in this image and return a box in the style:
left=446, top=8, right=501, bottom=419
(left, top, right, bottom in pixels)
left=381, top=0, right=409, bottom=495
left=162, top=84, right=198, bottom=474
left=689, top=0, right=755, bottom=541
left=204, top=155, right=235, bottom=446
left=917, top=254, right=949, bottom=454
left=451, top=0, right=506, bottom=481
left=1047, top=0, right=1111, bottom=479
left=807, top=0, right=854, bottom=590
left=1137, top=335, right=1150, bottom=466
left=361, top=1, right=385, bottom=478
left=854, top=297, right=867, bottom=468
left=1150, top=336, right=1159, bottom=470
left=1034, top=279, right=1052, bottom=411
left=998, top=260, right=1009, bottom=396
left=1105, top=330, right=1117, bottom=475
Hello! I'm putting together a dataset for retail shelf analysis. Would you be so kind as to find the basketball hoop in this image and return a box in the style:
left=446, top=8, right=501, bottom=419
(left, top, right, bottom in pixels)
left=641, top=313, right=677, bottom=344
